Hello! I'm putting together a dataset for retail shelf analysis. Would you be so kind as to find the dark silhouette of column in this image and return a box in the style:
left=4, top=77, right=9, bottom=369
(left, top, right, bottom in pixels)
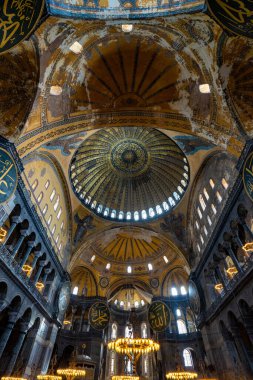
left=12, top=230, right=28, bottom=258
left=0, top=311, right=18, bottom=358
left=5, top=217, right=20, bottom=246
left=19, top=241, right=35, bottom=268
left=4, top=322, right=28, bottom=375
left=33, top=261, right=46, bottom=284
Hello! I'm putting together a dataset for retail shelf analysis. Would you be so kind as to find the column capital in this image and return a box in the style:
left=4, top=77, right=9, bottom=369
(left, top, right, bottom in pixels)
left=27, top=240, right=35, bottom=248
left=10, top=216, right=20, bottom=224
left=20, top=229, right=28, bottom=237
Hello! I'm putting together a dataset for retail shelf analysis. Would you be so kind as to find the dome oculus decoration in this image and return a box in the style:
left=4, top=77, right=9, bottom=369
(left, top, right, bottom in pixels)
left=70, top=127, right=189, bottom=222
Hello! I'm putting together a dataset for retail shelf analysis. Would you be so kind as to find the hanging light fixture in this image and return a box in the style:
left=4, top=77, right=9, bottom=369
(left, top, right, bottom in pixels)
left=37, top=376, right=62, bottom=380
left=166, top=371, right=198, bottom=379
left=112, top=377, right=139, bottom=380
left=57, top=368, right=86, bottom=380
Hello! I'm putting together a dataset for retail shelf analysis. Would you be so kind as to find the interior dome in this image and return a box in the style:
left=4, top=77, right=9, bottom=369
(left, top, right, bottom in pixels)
left=70, top=127, right=189, bottom=222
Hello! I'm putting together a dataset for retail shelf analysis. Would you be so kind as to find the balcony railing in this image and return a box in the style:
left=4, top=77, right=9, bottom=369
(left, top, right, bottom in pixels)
left=0, top=245, right=53, bottom=315
left=198, top=255, right=253, bottom=325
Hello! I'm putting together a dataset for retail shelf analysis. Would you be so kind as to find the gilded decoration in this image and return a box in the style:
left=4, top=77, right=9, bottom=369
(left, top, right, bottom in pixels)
left=0, top=0, right=44, bottom=54
left=208, top=0, right=253, bottom=39
left=70, top=127, right=190, bottom=222
left=88, top=302, right=110, bottom=330
left=0, top=147, right=17, bottom=204
left=243, top=152, right=253, bottom=203
left=148, top=301, right=170, bottom=332
left=46, top=0, right=204, bottom=19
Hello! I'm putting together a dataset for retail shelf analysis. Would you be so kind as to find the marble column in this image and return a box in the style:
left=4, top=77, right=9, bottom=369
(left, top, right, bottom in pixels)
left=0, top=311, right=18, bottom=358
left=4, top=322, right=28, bottom=375
left=33, top=261, right=46, bottom=284
left=19, top=241, right=35, bottom=268
left=12, top=230, right=28, bottom=258
left=39, top=324, right=59, bottom=375
left=79, top=308, right=85, bottom=332
left=30, top=250, right=42, bottom=273
left=224, top=243, right=243, bottom=273
left=5, top=217, right=20, bottom=246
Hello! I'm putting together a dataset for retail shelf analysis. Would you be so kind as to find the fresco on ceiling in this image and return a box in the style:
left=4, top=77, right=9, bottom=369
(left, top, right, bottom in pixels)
left=0, top=0, right=44, bottom=54
left=74, top=213, right=95, bottom=246
left=42, top=132, right=87, bottom=156
left=160, top=212, right=187, bottom=248
left=207, top=0, right=253, bottom=39
left=46, top=0, right=204, bottom=19
left=173, top=135, right=215, bottom=156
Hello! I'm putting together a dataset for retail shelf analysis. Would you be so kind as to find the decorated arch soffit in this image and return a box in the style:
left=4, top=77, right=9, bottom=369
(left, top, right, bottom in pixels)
left=46, top=0, right=205, bottom=20
left=16, top=14, right=247, bottom=158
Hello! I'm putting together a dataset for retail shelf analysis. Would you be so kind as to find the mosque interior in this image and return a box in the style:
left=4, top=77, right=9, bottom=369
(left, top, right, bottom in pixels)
left=0, top=1, right=253, bottom=379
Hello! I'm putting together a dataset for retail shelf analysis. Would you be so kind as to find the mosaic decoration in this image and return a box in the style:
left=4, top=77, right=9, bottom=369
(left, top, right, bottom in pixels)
left=89, top=302, right=110, bottom=330
left=243, top=152, right=253, bottom=203
left=148, top=301, right=170, bottom=332
left=174, top=136, right=215, bottom=156
left=70, top=127, right=190, bottom=223
left=73, top=213, right=95, bottom=246
left=0, top=0, right=44, bottom=54
left=188, top=280, right=200, bottom=315
left=0, top=148, right=17, bottom=204
left=150, top=278, right=159, bottom=289
left=207, top=0, right=253, bottom=39
left=58, top=282, right=71, bottom=315
left=42, top=132, right=87, bottom=156
left=99, top=277, right=109, bottom=288
left=46, top=0, right=204, bottom=19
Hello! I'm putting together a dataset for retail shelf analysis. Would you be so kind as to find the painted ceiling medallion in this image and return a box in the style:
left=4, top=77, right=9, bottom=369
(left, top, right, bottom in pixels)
left=70, top=127, right=189, bottom=222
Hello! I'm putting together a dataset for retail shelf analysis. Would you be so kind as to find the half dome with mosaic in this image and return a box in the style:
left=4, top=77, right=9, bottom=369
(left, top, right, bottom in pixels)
left=70, top=127, right=190, bottom=222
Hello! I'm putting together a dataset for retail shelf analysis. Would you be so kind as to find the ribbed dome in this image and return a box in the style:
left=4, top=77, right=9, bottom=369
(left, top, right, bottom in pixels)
left=70, top=127, right=189, bottom=222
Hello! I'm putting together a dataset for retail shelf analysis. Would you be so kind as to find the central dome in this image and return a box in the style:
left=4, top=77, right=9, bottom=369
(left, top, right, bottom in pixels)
left=70, top=127, right=189, bottom=222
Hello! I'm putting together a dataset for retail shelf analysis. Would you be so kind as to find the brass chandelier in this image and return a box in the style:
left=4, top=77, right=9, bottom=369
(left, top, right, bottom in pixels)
left=112, top=377, right=140, bottom=380
left=108, top=338, right=159, bottom=355
left=166, top=371, right=198, bottom=379
left=57, top=368, right=86, bottom=380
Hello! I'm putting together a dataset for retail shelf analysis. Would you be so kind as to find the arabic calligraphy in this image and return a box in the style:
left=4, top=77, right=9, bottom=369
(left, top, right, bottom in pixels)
left=243, top=152, right=253, bottom=202
left=208, top=0, right=253, bottom=38
left=0, top=148, right=17, bottom=204
left=89, top=302, right=110, bottom=330
left=0, top=0, right=44, bottom=54
left=148, top=301, right=170, bottom=332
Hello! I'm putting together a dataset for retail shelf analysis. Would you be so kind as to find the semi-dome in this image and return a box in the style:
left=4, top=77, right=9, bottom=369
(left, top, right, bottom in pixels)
left=70, top=127, right=189, bottom=222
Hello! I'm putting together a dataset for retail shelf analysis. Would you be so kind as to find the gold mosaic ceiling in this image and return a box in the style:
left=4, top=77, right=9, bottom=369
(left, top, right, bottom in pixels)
left=70, top=127, right=189, bottom=222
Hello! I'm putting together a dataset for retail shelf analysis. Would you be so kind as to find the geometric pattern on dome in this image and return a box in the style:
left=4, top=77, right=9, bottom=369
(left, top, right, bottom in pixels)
left=70, top=127, right=189, bottom=222
left=92, top=228, right=167, bottom=263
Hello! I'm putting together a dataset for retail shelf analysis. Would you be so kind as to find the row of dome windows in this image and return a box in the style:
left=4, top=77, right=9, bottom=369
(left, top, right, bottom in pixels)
left=73, top=181, right=188, bottom=221
left=195, top=178, right=229, bottom=253
left=31, top=179, right=64, bottom=252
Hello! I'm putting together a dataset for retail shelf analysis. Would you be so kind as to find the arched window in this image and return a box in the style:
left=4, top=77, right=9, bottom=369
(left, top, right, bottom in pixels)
left=37, top=192, right=43, bottom=203
left=57, top=208, right=62, bottom=220
left=61, top=221, right=64, bottom=230
left=104, top=208, right=109, bottom=216
left=197, top=207, right=202, bottom=219
left=141, top=322, right=147, bottom=338
left=209, top=178, right=215, bottom=188
left=45, top=180, right=50, bottom=189
left=222, top=178, right=228, bottom=189
left=180, top=285, right=187, bottom=295
left=199, top=194, right=206, bottom=211
left=111, top=323, right=117, bottom=340
left=183, top=349, right=193, bottom=367
left=177, top=319, right=187, bottom=334
left=52, top=225, right=56, bottom=235
left=126, top=212, right=131, bottom=220
left=176, top=308, right=181, bottom=317
left=216, top=191, right=222, bottom=203
left=142, top=210, right=147, bottom=219
left=211, top=204, right=217, bottom=215
left=47, top=215, right=52, bottom=226
left=50, top=189, right=56, bottom=201
left=125, top=324, right=133, bottom=338
left=134, top=211, right=139, bottom=221
left=111, top=210, right=116, bottom=218
left=31, top=179, right=38, bottom=191
left=171, top=287, right=178, bottom=296
left=43, top=204, right=48, bottom=215
left=207, top=215, right=212, bottom=226
left=203, top=188, right=209, bottom=200
left=54, top=195, right=60, bottom=211
left=72, top=286, right=78, bottom=295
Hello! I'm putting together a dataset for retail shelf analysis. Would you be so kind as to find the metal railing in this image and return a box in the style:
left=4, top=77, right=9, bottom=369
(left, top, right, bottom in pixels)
left=0, top=245, right=53, bottom=315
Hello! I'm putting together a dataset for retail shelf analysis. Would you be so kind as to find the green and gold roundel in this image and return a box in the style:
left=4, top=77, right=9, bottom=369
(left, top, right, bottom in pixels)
left=148, top=301, right=170, bottom=332
left=243, top=152, right=253, bottom=202
left=89, top=302, right=110, bottom=330
left=0, top=0, right=44, bottom=54
left=208, top=0, right=253, bottom=39
left=0, top=148, right=17, bottom=204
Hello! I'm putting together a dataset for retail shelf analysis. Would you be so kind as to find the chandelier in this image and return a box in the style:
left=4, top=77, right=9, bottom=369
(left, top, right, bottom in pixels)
left=112, top=377, right=139, bottom=380
left=108, top=338, right=159, bottom=355
left=166, top=372, right=198, bottom=379
left=1, top=378, right=27, bottom=380
left=57, top=369, right=86, bottom=380
left=37, top=376, right=62, bottom=380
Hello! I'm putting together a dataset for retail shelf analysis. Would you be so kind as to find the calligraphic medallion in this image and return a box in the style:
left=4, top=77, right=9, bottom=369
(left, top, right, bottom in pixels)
left=0, top=0, right=44, bottom=54
left=148, top=301, right=170, bottom=332
left=89, top=302, right=110, bottom=330
left=243, top=152, right=253, bottom=202
left=0, top=148, right=17, bottom=204
left=207, top=0, right=253, bottom=38
left=188, top=280, right=201, bottom=315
